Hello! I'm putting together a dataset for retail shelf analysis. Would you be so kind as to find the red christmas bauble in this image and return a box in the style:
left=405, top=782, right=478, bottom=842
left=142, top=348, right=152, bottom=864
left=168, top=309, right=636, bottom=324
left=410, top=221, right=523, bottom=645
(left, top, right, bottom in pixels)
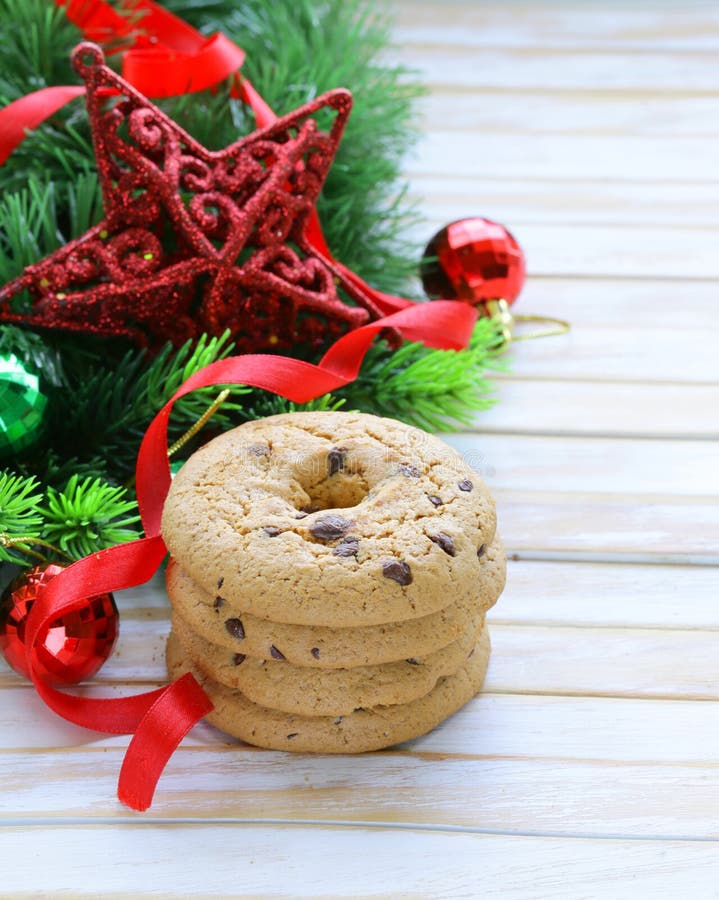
left=421, top=217, right=525, bottom=307
left=0, top=564, right=119, bottom=685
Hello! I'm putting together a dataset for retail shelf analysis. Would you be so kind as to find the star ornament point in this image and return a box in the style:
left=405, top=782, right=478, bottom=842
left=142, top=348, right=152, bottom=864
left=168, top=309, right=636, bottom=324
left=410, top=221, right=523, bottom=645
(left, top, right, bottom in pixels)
left=0, top=42, right=380, bottom=352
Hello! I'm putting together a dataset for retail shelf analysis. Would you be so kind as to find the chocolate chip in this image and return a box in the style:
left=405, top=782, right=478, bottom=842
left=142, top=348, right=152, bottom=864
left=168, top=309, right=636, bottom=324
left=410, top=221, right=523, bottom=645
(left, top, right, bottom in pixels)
left=406, top=657, right=421, bottom=666
left=287, top=733, right=298, bottom=739
left=477, top=543, right=487, bottom=559
left=233, top=653, right=246, bottom=666
left=311, top=647, right=320, bottom=659
left=216, top=576, right=224, bottom=589
left=398, top=463, right=420, bottom=478
left=429, top=532, right=456, bottom=557
left=333, top=717, right=343, bottom=725
left=270, top=645, right=286, bottom=660
left=382, top=559, right=412, bottom=586
left=225, top=618, right=245, bottom=640
left=427, top=495, right=443, bottom=507
left=214, top=596, right=224, bottom=612
left=327, top=447, right=346, bottom=476
left=458, top=479, right=474, bottom=492
left=310, top=514, right=352, bottom=541
left=248, top=443, right=270, bottom=457
left=263, top=525, right=281, bottom=536
left=334, top=536, right=359, bottom=557
left=301, top=504, right=321, bottom=514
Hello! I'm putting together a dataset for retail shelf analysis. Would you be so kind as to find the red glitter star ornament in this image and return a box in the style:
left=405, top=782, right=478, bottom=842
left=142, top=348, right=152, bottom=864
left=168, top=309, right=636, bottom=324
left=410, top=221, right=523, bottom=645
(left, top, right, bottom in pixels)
left=0, top=43, right=385, bottom=352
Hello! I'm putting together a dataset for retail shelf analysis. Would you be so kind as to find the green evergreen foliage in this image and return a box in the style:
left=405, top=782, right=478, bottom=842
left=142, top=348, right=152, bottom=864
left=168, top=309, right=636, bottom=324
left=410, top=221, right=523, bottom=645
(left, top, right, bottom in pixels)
left=0, top=0, right=505, bottom=565
left=0, top=472, right=44, bottom=564
left=41, top=331, right=244, bottom=483
left=42, top=475, right=140, bottom=559
left=0, top=470, right=139, bottom=564
left=339, top=318, right=506, bottom=432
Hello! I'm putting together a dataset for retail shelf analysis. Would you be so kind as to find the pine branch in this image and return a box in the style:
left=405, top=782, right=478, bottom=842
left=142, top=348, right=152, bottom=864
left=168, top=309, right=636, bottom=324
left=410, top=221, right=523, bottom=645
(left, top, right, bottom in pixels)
left=41, top=331, right=246, bottom=483
left=0, top=173, right=103, bottom=288
left=339, top=318, right=507, bottom=432
left=41, top=474, right=140, bottom=559
left=0, top=472, right=44, bottom=564
left=0, top=470, right=142, bottom=564
left=235, top=391, right=347, bottom=423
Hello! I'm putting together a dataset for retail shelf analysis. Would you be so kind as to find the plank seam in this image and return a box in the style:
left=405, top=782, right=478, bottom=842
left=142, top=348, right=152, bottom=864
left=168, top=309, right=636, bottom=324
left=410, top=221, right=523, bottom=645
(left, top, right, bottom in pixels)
left=1, top=817, right=719, bottom=843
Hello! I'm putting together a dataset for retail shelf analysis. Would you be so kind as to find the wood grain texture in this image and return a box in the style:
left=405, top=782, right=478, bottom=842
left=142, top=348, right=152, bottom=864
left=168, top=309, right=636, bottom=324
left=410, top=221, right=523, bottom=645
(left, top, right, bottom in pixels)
left=4, top=744, right=719, bottom=839
left=4, top=1, right=718, bottom=896
left=3, top=825, right=719, bottom=899
left=469, top=380, right=718, bottom=438
left=2, top=690, right=718, bottom=762
left=7, top=612, right=719, bottom=698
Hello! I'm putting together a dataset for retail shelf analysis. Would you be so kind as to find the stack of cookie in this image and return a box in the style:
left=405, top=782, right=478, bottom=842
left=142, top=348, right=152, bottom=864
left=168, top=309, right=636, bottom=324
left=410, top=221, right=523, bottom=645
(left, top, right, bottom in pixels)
left=162, top=411, right=505, bottom=753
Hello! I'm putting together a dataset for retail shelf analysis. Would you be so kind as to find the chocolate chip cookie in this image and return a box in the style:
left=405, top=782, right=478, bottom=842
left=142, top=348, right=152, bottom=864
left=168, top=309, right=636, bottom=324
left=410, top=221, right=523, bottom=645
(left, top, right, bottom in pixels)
left=166, top=626, right=491, bottom=753
left=161, top=411, right=498, bottom=628
left=165, top=535, right=505, bottom=668
left=172, top=607, right=486, bottom=716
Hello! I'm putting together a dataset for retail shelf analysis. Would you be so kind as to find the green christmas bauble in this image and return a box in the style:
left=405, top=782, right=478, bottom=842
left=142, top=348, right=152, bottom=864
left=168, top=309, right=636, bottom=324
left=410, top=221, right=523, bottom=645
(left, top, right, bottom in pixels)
left=0, top=353, right=48, bottom=460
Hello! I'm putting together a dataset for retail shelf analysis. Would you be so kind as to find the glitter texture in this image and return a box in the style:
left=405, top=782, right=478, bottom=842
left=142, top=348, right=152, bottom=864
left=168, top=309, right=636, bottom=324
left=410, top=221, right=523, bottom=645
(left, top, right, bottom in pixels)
left=0, top=43, right=383, bottom=352
left=421, top=217, right=525, bottom=308
left=0, top=564, right=119, bottom=685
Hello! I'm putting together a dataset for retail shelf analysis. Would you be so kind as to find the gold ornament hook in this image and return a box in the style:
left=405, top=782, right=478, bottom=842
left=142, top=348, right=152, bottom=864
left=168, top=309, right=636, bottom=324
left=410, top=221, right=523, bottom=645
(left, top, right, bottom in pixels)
left=485, top=299, right=570, bottom=346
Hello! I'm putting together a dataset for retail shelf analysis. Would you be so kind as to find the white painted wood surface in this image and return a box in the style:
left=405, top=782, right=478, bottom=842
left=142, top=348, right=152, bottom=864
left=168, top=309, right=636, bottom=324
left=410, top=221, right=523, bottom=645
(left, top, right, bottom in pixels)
left=3, top=2, right=719, bottom=896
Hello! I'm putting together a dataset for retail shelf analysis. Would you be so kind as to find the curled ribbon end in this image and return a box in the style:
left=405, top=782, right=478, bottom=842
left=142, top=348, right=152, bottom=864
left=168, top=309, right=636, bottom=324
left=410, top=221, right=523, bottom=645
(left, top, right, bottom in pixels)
left=117, top=673, right=214, bottom=812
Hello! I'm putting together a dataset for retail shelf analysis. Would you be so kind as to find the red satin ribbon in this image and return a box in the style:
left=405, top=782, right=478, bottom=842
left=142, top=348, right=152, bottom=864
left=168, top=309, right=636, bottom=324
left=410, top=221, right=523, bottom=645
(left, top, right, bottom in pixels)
left=0, top=86, right=85, bottom=166
left=0, top=0, right=257, bottom=163
left=21, top=300, right=476, bottom=810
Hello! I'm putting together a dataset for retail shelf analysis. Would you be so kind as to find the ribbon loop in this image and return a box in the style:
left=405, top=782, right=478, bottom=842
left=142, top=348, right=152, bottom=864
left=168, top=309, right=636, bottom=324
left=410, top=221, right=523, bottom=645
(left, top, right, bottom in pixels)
left=123, top=33, right=246, bottom=98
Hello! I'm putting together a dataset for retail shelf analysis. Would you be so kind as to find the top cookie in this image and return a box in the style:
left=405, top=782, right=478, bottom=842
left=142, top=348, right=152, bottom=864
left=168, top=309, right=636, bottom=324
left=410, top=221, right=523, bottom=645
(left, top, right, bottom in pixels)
left=161, top=411, right=499, bottom=627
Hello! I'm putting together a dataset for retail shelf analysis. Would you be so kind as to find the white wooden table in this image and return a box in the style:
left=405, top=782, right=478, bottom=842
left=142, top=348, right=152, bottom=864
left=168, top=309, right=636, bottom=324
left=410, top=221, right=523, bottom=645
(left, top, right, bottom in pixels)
left=3, top=2, right=719, bottom=896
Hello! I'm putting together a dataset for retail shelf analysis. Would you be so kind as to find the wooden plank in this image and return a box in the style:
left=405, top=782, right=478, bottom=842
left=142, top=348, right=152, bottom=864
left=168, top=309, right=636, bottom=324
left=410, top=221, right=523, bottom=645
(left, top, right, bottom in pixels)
left=408, top=692, right=719, bottom=762
left=497, top=559, right=719, bottom=629
left=4, top=613, right=719, bottom=698
left=417, top=92, right=719, bottom=137
left=470, top=380, right=719, bottom=439
left=502, top=325, right=711, bottom=385
left=445, top=435, right=718, bottom=496
left=488, top=623, right=719, bottom=699
left=408, top=133, right=719, bottom=186
left=517, top=277, right=717, bottom=327
left=3, top=745, right=719, bottom=837
left=393, top=2, right=719, bottom=52
left=393, top=43, right=719, bottom=92
left=3, top=688, right=717, bottom=765
left=496, top=490, right=719, bottom=562
left=417, top=177, right=719, bottom=227
left=4, top=557, right=711, bottom=639
left=3, top=825, right=719, bottom=899
left=494, top=325, right=715, bottom=382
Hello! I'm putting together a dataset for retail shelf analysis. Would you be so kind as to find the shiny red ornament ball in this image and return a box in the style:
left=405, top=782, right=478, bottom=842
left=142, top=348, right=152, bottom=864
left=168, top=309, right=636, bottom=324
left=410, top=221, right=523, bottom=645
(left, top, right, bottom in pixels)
left=421, top=217, right=526, bottom=307
left=0, top=564, right=119, bottom=685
